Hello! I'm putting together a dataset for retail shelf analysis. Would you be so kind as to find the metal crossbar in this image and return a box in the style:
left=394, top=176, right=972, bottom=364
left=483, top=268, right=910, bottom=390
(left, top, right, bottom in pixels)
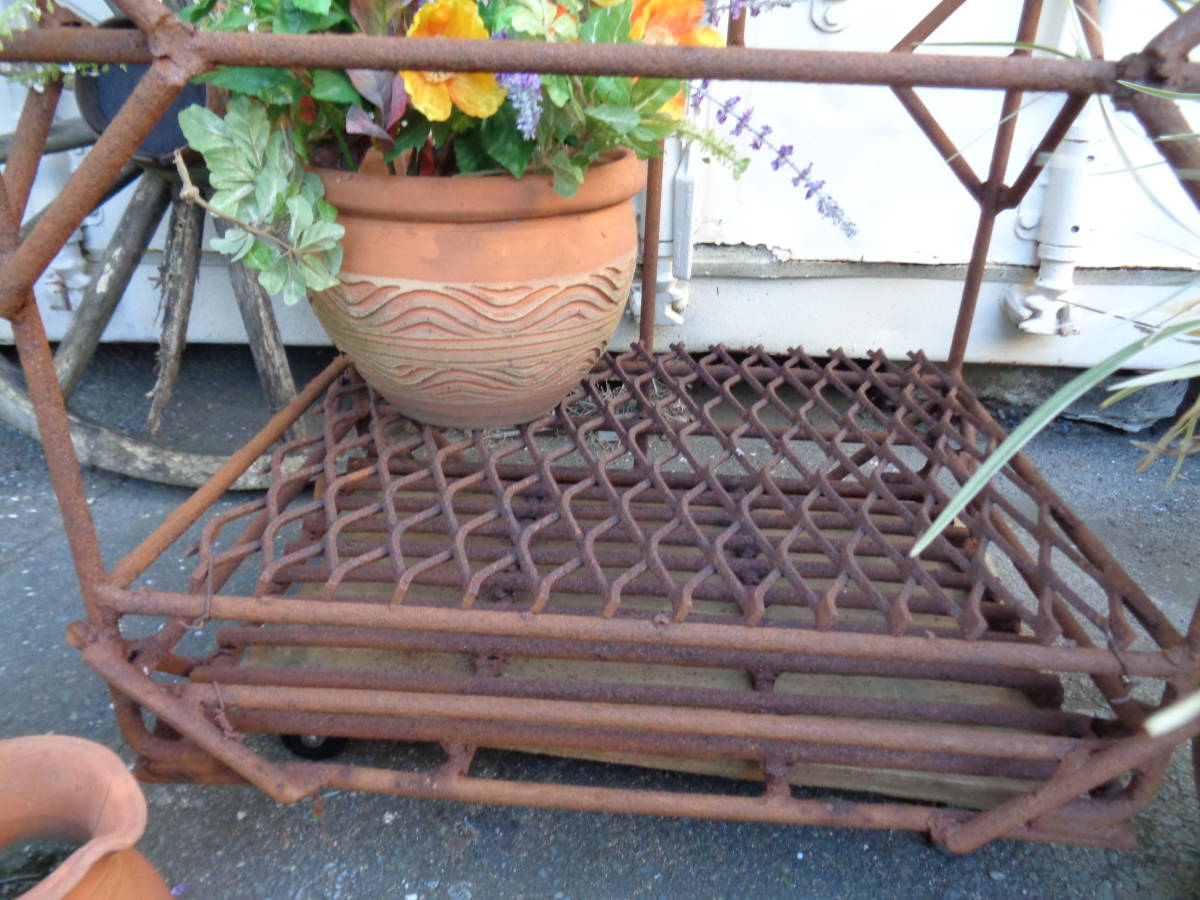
left=3, top=0, right=1200, bottom=854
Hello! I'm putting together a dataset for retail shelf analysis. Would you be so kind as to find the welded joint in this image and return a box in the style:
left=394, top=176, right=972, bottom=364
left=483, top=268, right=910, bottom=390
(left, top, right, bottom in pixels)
left=439, top=742, right=477, bottom=778
left=145, top=17, right=209, bottom=86
left=1112, top=48, right=1182, bottom=112
left=762, top=757, right=792, bottom=799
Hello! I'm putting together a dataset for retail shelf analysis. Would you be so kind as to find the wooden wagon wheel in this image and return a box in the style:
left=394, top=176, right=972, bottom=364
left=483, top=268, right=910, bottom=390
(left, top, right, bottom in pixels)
left=0, top=126, right=304, bottom=489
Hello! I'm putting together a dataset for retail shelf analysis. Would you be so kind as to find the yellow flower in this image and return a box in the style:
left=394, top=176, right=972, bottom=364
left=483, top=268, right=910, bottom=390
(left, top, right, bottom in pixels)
left=402, top=0, right=506, bottom=122
left=629, top=0, right=722, bottom=117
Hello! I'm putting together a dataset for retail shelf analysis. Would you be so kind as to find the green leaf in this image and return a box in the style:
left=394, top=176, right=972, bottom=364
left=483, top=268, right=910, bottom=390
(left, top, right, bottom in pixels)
left=273, top=0, right=348, bottom=34
left=197, top=67, right=306, bottom=106
left=292, top=0, right=332, bottom=14
left=209, top=228, right=254, bottom=260
left=297, top=219, right=345, bottom=253
left=299, top=252, right=340, bottom=291
left=632, top=77, right=683, bottom=115
left=542, top=74, right=572, bottom=108
left=180, top=0, right=219, bottom=25
left=587, top=103, right=640, bottom=135
left=580, top=0, right=632, bottom=44
left=243, top=241, right=278, bottom=272
left=453, top=132, right=492, bottom=174
left=482, top=105, right=535, bottom=178
left=280, top=265, right=309, bottom=306
left=909, top=316, right=1200, bottom=558
left=178, top=104, right=226, bottom=154
left=590, top=76, right=632, bottom=107
left=384, top=120, right=432, bottom=164
left=258, top=260, right=290, bottom=296
left=287, top=195, right=315, bottom=244
left=310, top=69, right=363, bottom=105
left=547, top=149, right=584, bottom=198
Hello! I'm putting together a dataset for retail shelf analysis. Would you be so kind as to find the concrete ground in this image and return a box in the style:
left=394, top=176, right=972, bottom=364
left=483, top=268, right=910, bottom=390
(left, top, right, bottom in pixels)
left=0, top=344, right=1197, bottom=900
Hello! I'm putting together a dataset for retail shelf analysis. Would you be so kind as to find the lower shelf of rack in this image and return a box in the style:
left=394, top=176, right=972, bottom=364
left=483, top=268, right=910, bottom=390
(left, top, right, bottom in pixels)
left=86, top=346, right=1196, bottom=852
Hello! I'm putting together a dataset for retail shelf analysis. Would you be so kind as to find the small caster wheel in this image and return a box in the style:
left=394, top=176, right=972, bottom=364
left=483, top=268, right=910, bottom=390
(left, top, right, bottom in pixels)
left=280, top=734, right=348, bottom=760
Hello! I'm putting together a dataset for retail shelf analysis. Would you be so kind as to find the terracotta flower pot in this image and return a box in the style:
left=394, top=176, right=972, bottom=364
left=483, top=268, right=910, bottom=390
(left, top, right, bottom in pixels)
left=311, top=150, right=647, bottom=429
left=0, top=735, right=171, bottom=899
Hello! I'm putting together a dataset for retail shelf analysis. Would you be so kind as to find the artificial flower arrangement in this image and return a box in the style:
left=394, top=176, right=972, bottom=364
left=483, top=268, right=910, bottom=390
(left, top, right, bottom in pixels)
left=173, top=0, right=855, bottom=305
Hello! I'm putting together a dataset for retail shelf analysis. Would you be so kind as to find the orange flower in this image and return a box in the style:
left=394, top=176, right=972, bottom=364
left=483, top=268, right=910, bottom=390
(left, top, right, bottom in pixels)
left=629, top=0, right=722, bottom=117
left=630, top=0, right=723, bottom=48
left=402, top=0, right=506, bottom=122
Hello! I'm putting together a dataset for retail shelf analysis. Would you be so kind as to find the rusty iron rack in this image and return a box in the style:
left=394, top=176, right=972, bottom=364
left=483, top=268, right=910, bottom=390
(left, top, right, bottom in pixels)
left=3, top=0, right=1200, bottom=855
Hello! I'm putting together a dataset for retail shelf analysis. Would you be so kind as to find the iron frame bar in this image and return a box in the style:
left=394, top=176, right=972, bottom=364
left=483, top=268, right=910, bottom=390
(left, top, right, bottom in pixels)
left=4, top=0, right=1200, bottom=854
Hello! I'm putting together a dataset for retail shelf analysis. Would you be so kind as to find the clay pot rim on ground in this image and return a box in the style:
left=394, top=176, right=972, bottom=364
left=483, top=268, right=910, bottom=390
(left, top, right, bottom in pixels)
left=0, top=734, right=150, bottom=899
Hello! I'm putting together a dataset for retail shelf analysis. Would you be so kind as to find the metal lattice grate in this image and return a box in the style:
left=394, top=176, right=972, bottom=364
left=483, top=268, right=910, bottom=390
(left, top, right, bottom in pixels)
left=190, top=345, right=1170, bottom=658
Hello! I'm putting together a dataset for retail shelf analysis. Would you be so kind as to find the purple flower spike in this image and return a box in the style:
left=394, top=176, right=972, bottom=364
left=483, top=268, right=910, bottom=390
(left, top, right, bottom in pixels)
left=731, top=108, right=753, bottom=137
left=750, top=124, right=771, bottom=150
left=497, top=71, right=542, bottom=139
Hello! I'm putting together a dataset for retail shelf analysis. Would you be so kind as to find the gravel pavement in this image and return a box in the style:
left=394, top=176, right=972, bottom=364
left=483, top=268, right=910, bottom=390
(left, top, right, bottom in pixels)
left=0, top=345, right=1197, bottom=900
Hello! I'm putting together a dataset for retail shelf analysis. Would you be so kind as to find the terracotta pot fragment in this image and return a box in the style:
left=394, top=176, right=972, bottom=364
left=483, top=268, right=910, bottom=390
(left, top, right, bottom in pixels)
left=0, top=735, right=170, bottom=899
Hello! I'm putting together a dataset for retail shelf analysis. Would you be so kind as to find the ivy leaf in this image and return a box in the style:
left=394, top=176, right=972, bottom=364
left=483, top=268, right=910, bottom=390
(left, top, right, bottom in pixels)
left=482, top=105, right=534, bottom=178
left=286, top=195, right=315, bottom=245
left=243, top=240, right=279, bottom=272
left=280, top=264, right=310, bottom=306
left=258, top=259, right=290, bottom=296
left=297, top=219, right=345, bottom=254
left=209, top=228, right=255, bottom=260
left=177, top=104, right=226, bottom=154
left=299, top=251, right=341, bottom=290
left=310, top=69, right=363, bottom=105
left=586, top=103, right=640, bottom=135
left=196, top=67, right=306, bottom=106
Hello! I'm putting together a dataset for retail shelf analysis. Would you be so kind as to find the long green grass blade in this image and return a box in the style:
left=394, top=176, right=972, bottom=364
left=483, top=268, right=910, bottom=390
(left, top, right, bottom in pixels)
left=1116, top=80, right=1200, bottom=102
left=910, top=318, right=1200, bottom=558
left=1106, top=360, right=1200, bottom=395
left=918, top=41, right=1079, bottom=59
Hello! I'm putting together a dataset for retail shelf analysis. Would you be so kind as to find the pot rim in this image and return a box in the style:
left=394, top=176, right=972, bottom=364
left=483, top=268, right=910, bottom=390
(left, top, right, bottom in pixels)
left=0, top=735, right=148, bottom=899
left=313, top=147, right=647, bottom=224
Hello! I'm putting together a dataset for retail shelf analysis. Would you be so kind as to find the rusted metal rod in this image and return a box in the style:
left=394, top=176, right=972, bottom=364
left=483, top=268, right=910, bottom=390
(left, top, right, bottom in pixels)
left=2, top=80, right=62, bottom=225
left=214, top=625, right=1067, bottom=701
left=0, top=62, right=192, bottom=319
left=2, top=28, right=1193, bottom=93
left=308, top=763, right=1134, bottom=850
left=191, top=663, right=1094, bottom=736
left=638, top=153, right=663, bottom=346
left=100, top=586, right=1186, bottom=678
left=106, top=356, right=349, bottom=588
left=224, top=707, right=1058, bottom=782
left=939, top=717, right=1200, bottom=853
